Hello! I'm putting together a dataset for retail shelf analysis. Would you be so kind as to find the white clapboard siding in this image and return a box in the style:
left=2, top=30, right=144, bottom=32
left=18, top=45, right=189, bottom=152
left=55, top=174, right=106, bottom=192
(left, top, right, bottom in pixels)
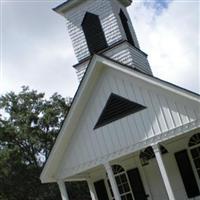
left=64, top=0, right=149, bottom=81
left=75, top=42, right=152, bottom=82
left=59, top=67, right=199, bottom=177
left=65, top=0, right=123, bottom=62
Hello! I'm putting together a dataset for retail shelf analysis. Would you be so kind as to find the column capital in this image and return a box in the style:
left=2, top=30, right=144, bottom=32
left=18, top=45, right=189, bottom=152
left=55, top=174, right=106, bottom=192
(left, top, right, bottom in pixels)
left=104, top=162, right=112, bottom=170
left=57, top=180, right=65, bottom=186
left=152, top=143, right=160, bottom=153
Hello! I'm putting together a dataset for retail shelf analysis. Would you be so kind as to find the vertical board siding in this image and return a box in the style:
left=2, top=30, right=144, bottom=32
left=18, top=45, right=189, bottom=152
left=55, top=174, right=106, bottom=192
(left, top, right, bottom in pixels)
left=149, top=92, right=168, bottom=133
left=140, top=88, right=161, bottom=135
left=158, top=94, right=175, bottom=130
left=168, top=101, right=182, bottom=127
left=185, top=106, right=196, bottom=122
left=102, top=77, right=124, bottom=151
left=61, top=68, right=199, bottom=174
left=176, top=103, right=190, bottom=124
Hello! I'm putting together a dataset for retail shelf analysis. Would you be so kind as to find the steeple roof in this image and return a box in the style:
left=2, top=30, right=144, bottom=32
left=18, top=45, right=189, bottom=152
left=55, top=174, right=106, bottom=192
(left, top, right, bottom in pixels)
left=53, top=0, right=132, bottom=14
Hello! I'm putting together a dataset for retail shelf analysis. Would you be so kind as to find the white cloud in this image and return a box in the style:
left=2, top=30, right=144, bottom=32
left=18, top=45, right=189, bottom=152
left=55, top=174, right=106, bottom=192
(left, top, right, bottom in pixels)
left=129, top=0, right=199, bottom=93
left=1, top=0, right=199, bottom=99
left=1, top=1, right=78, bottom=98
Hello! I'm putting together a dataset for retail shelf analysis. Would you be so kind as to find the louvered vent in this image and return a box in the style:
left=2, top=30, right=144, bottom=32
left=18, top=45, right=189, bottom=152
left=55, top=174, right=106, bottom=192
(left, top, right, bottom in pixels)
left=119, top=9, right=135, bottom=46
left=94, top=93, right=146, bottom=129
left=82, top=12, right=108, bottom=55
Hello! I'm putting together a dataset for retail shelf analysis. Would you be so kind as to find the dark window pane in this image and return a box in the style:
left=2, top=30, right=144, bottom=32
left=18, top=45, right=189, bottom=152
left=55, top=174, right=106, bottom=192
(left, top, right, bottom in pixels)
left=123, top=183, right=130, bottom=192
left=118, top=185, right=124, bottom=194
left=198, top=170, right=200, bottom=178
left=121, top=196, right=126, bottom=200
left=116, top=176, right=121, bottom=184
left=194, top=159, right=200, bottom=168
left=127, top=193, right=133, bottom=200
left=189, top=133, right=200, bottom=147
left=121, top=174, right=127, bottom=183
left=191, top=148, right=199, bottom=158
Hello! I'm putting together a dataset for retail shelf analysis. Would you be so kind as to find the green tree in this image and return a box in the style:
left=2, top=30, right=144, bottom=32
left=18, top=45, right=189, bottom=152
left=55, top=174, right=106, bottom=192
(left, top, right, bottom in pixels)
left=0, top=86, right=90, bottom=200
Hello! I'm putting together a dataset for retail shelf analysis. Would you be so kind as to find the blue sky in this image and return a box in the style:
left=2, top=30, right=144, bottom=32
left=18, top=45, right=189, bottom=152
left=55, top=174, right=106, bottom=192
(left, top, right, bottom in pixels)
left=143, top=0, right=171, bottom=14
left=1, top=0, right=199, bottom=98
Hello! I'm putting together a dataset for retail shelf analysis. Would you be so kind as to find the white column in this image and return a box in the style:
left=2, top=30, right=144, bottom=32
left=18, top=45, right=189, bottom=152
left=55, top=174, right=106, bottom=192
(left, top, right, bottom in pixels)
left=87, top=179, right=98, bottom=200
left=152, top=144, right=176, bottom=200
left=57, top=180, right=70, bottom=200
left=104, top=162, right=121, bottom=200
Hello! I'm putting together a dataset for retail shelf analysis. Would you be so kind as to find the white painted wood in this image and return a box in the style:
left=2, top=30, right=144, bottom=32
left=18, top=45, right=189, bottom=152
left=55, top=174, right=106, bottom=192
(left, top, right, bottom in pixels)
left=57, top=181, right=69, bottom=200
left=75, top=41, right=152, bottom=81
left=152, top=144, right=176, bottom=200
left=87, top=133, right=200, bottom=200
left=104, top=162, right=121, bottom=200
left=59, top=0, right=152, bottom=81
left=57, top=66, right=200, bottom=179
left=42, top=56, right=200, bottom=184
left=87, top=179, right=98, bottom=200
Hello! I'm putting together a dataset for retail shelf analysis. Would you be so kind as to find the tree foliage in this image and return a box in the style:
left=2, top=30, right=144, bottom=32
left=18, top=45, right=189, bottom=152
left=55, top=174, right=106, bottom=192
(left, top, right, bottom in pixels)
left=0, top=86, right=90, bottom=200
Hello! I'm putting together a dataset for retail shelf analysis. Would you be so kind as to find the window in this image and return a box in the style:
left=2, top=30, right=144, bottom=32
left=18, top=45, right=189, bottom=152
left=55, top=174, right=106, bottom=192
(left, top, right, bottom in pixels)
left=108, top=165, right=134, bottom=200
left=119, top=9, right=135, bottom=46
left=82, top=12, right=108, bottom=55
left=189, top=132, right=200, bottom=178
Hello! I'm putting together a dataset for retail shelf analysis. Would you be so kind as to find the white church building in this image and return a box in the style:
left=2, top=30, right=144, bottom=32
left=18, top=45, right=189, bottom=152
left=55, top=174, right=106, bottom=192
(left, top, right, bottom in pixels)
left=40, top=0, right=200, bottom=200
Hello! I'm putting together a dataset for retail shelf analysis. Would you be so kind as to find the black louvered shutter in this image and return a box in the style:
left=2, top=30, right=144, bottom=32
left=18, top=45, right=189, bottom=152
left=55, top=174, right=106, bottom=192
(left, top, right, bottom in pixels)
left=119, top=10, right=135, bottom=46
left=82, top=12, right=108, bottom=54
left=175, top=150, right=200, bottom=198
left=127, top=168, right=149, bottom=200
left=94, top=179, right=109, bottom=200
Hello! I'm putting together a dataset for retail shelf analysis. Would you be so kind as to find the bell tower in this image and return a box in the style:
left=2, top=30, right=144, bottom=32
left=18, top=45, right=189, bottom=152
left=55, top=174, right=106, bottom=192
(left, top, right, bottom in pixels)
left=54, top=0, right=153, bottom=81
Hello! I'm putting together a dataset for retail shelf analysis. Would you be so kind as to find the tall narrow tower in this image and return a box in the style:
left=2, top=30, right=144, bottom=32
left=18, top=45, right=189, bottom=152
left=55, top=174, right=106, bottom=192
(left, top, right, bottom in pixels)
left=54, top=0, right=152, bottom=81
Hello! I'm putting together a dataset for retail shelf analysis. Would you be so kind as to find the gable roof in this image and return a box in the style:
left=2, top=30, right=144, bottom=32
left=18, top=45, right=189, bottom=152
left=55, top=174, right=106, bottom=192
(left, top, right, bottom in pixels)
left=40, top=54, right=199, bottom=183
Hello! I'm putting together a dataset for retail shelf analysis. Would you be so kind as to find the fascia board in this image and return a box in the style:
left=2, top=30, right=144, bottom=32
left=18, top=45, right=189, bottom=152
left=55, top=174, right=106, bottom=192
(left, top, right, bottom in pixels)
left=53, top=0, right=132, bottom=15
left=40, top=55, right=105, bottom=183
left=100, top=58, right=200, bottom=103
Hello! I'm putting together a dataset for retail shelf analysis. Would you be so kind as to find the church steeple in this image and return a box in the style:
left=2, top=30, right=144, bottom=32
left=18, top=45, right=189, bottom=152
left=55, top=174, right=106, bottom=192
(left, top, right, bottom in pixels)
left=53, top=0, right=153, bottom=81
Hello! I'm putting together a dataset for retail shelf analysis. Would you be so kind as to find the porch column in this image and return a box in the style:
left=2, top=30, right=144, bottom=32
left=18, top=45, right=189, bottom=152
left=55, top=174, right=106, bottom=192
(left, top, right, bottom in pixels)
left=57, top=180, right=69, bottom=200
left=104, top=162, right=121, bottom=200
left=87, top=179, right=98, bottom=200
left=152, top=144, right=176, bottom=200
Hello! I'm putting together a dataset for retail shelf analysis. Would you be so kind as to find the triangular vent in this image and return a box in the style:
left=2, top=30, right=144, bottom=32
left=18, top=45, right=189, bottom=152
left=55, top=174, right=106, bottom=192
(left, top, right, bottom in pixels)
left=94, top=93, right=146, bottom=129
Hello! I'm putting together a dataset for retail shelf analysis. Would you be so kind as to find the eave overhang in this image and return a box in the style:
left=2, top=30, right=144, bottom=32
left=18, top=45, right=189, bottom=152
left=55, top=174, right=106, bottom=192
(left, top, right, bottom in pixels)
left=53, top=0, right=133, bottom=15
left=40, top=55, right=200, bottom=183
